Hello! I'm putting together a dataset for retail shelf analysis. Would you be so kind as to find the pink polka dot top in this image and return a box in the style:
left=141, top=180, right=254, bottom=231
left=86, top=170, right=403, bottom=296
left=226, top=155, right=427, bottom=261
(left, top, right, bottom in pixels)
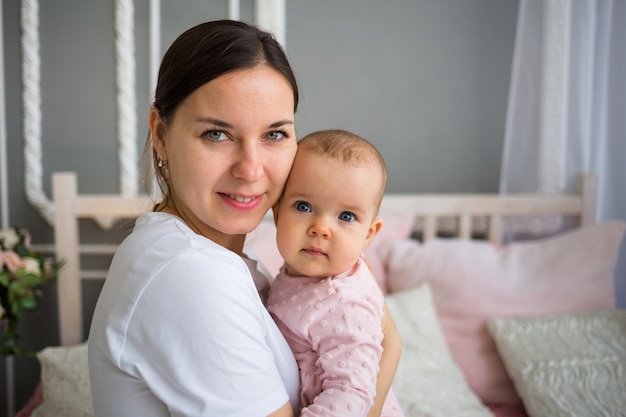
left=268, top=257, right=404, bottom=416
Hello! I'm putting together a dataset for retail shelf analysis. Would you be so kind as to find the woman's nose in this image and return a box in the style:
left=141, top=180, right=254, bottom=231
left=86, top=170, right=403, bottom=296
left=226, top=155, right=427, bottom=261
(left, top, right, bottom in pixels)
left=232, top=143, right=263, bottom=182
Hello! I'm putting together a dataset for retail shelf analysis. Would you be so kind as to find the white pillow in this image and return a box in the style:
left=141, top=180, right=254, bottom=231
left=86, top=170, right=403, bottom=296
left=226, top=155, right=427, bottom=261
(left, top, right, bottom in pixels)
left=488, top=310, right=626, bottom=417
left=32, top=343, right=94, bottom=417
left=385, top=284, right=494, bottom=417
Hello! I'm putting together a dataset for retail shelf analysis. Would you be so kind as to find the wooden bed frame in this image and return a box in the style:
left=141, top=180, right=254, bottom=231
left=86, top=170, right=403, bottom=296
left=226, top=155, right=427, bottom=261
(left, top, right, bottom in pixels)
left=52, top=171, right=598, bottom=346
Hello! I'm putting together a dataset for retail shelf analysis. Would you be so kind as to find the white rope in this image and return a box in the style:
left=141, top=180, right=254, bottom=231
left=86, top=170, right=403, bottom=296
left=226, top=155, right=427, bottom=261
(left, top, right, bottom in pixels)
left=21, top=0, right=55, bottom=225
left=20, top=0, right=140, bottom=225
left=115, top=0, right=138, bottom=197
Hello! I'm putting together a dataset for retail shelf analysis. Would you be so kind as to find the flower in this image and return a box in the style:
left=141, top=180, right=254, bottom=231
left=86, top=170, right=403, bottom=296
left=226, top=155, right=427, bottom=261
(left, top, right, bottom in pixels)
left=0, top=228, right=20, bottom=249
left=0, top=227, right=63, bottom=356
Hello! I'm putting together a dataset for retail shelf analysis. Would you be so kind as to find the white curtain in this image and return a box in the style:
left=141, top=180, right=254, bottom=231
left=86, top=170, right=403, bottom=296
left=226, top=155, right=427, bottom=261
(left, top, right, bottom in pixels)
left=500, top=0, right=626, bottom=307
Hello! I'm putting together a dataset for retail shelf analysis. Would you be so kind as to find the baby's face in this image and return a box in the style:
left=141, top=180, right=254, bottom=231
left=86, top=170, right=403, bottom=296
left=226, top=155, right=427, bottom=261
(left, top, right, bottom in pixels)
left=275, top=150, right=383, bottom=277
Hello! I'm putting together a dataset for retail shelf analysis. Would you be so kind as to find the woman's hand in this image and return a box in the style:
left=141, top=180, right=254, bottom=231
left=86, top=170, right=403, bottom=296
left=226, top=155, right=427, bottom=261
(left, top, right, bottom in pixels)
left=368, top=303, right=402, bottom=417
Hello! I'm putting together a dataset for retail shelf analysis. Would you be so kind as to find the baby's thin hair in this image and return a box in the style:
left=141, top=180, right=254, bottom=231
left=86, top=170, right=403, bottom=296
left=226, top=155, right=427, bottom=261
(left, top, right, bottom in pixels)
left=299, top=129, right=386, bottom=177
left=298, top=129, right=387, bottom=206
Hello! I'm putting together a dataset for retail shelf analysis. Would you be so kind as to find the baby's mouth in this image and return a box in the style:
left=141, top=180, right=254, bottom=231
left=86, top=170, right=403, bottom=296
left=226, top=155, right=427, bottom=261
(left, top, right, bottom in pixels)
left=302, top=247, right=326, bottom=256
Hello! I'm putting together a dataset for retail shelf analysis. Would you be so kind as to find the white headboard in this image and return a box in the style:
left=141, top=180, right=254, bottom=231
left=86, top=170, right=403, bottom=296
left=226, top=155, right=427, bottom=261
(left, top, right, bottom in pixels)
left=52, top=171, right=598, bottom=346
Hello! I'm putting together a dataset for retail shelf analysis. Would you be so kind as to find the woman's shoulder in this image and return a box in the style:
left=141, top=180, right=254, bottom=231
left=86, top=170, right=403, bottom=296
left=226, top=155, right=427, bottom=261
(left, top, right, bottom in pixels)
left=129, top=212, right=237, bottom=259
left=109, top=212, right=254, bottom=296
left=99, top=213, right=265, bottom=338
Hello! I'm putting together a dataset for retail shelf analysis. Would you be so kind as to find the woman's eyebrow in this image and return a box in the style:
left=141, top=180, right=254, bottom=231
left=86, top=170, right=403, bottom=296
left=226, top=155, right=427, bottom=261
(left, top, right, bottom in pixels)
left=268, top=120, right=294, bottom=128
left=194, top=118, right=293, bottom=129
left=194, top=117, right=232, bottom=128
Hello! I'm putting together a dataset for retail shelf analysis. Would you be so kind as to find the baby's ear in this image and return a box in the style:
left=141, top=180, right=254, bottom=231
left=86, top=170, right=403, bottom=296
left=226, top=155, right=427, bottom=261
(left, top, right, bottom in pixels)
left=363, top=217, right=383, bottom=249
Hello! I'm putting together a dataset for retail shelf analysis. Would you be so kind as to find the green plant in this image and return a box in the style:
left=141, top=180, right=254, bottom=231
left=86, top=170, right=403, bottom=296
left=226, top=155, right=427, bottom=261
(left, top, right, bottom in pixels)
left=0, top=227, right=63, bottom=355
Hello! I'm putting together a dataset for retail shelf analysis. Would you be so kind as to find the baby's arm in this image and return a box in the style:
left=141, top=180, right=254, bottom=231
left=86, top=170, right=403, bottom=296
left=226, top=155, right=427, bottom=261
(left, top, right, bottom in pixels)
left=367, top=303, right=402, bottom=417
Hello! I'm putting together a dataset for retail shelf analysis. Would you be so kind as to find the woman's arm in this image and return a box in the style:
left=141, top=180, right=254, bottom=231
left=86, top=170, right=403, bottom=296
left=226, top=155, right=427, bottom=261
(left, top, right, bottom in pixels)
left=268, top=401, right=294, bottom=417
left=368, top=303, right=402, bottom=417
left=130, top=255, right=296, bottom=416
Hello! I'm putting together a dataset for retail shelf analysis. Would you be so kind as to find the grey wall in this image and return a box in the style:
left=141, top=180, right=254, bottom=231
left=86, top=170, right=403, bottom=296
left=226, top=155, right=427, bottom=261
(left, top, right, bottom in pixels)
left=289, top=0, right=515, bottom=193
left=0, top=0, right=518, bottom=411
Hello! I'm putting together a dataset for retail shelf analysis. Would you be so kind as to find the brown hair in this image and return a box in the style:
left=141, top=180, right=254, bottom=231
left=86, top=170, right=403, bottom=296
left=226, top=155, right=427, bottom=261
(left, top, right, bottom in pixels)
left=144, top=20, right=299, bottom=208
left=297, top=129, right=387, bottom=207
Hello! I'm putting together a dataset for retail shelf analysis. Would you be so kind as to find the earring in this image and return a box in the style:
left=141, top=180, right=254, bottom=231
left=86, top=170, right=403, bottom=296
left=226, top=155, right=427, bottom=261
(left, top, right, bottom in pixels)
left=157, top=156, right=165, bottom=168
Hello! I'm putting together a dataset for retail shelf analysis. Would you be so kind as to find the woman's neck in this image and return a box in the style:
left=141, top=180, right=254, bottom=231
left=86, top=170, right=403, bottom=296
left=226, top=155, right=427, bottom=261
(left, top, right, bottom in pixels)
left=160, top=201, right=247, bottom=255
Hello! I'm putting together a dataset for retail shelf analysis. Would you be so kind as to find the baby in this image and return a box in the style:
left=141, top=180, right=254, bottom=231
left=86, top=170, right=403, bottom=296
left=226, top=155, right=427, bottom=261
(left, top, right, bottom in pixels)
left=267, top=129, right=404, bottom=416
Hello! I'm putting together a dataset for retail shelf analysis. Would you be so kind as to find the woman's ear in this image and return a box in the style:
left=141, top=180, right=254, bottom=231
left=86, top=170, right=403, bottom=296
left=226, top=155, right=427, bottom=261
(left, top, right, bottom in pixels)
left=149, top=107, right=166, bottom=156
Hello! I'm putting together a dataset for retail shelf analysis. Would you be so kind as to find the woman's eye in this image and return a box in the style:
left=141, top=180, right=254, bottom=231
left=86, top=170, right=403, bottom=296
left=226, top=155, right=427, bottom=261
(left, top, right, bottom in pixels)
left=266, top=130, right=287, bottom=141
left=295, top=201, right=311, bottom=213
left=339, top=212, right=356, bottom=222
left=205, top=130, right=227, bottom=142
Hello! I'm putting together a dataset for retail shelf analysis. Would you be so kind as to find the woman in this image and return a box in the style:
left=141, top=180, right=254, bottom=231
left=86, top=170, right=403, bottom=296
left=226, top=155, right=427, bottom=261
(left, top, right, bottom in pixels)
left=88, top=20, right=400, bottom=417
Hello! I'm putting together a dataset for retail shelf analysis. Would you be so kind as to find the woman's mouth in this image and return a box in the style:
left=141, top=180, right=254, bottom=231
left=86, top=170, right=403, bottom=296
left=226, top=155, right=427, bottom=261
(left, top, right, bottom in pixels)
left=219, top=193, right=262, bottom=210
left=227, top=194, right=256, bottom=203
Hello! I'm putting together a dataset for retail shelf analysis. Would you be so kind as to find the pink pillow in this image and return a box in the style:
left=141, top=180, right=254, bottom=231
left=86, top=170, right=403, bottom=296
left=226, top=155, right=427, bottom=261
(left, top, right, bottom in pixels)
left=362, top=212, right=414, bottom=292
left=15, top=383, right=43, bottom=417
left=379, top=222, right=625, bottom=407
left=244, top=218, right=283, bottom=278
left=245, top=213, right=414, bottom=292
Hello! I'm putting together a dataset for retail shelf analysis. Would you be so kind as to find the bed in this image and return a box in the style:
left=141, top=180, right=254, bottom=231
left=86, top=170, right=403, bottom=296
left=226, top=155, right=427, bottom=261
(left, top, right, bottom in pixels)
left=18, top=170, right=626, bottom=417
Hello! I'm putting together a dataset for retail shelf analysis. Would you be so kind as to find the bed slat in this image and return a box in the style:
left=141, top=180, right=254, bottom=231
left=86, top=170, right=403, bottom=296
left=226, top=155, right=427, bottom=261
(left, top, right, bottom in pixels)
left=52, top=171, right=597, bottom=346
left=458, top=214, right=472, bottom=240
left=53, top=172, right=152, bottom=346
left=488, top=215, right=503, bottom=244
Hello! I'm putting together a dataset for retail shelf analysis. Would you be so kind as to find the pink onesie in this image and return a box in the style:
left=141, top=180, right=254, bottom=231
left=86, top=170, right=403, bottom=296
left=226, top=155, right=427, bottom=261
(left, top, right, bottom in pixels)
left=267, top=257, right=404, bottom=417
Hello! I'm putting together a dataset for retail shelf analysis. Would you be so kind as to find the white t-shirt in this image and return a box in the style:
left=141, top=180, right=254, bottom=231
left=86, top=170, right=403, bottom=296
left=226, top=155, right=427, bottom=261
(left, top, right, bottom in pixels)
left=88, top=212, right=300, bottom=417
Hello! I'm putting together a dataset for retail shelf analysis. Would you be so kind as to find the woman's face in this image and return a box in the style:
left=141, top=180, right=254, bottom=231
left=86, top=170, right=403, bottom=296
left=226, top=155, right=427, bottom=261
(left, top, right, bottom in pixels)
left=151, top=65, right=297, bottom=250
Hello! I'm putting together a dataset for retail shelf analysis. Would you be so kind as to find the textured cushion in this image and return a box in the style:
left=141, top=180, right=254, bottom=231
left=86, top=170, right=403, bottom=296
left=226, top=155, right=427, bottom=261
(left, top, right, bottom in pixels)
left=32, top=343, right=94, bottom=417
left=380, top=222, right=625, bottom=407
left=488, top=310, right=626, bottom=417
left=385, top=284, right=494, bottom=417
left=246, top=212, right=414, bottom=292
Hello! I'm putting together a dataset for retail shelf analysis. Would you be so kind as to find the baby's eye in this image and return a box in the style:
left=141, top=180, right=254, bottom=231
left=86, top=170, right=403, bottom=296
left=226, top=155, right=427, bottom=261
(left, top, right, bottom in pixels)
left=339, top=212, right=356, bottom=222
left=204, top=130, right=227, bottom=142
left=266, top=130, right=287, bottom=141
left=294, top=201, right=311, bottom=213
